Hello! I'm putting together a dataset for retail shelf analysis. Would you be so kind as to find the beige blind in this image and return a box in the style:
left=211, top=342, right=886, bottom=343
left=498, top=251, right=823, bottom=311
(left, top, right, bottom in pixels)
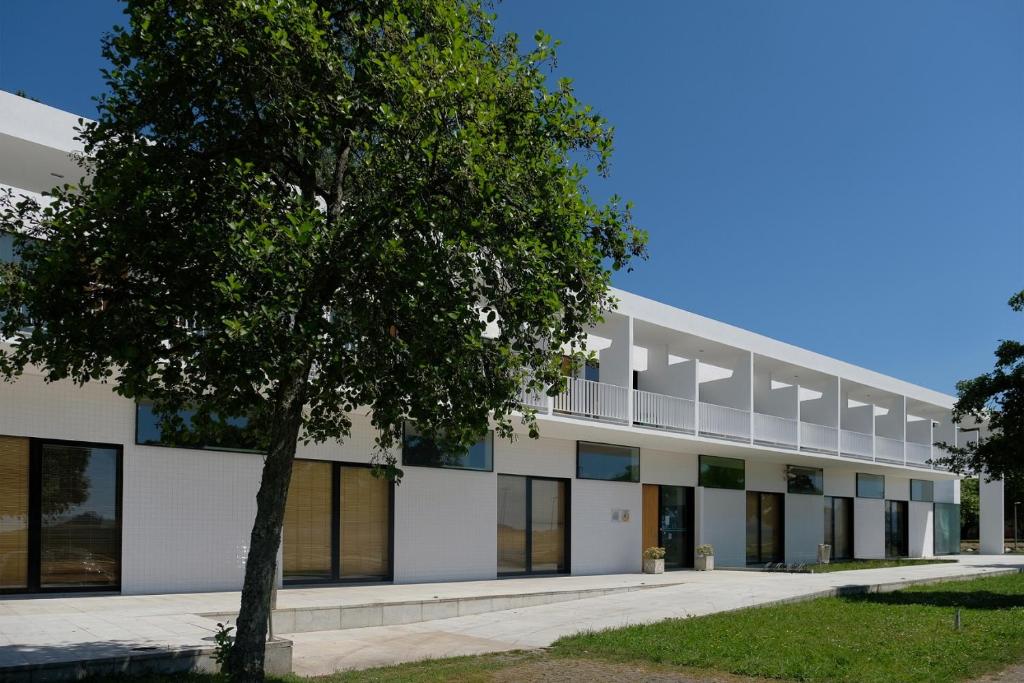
left=339, top=466, right=389, bottom=578
left=283, top=460, right=333, bottom=579
left=0, top=436, right=29, bottom=589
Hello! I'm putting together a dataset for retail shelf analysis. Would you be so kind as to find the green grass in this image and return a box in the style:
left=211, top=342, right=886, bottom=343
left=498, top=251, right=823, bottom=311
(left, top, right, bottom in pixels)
left=552, top=572, right=1024, bottom=682
left=809, top=558, right=957, bottom=573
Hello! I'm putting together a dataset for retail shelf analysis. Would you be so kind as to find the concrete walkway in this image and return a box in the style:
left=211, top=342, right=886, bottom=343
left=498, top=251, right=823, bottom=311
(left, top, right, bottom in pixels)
left=0, top=555, right=1020, bottom=677
left=287, top=556, right=1024, bottom=675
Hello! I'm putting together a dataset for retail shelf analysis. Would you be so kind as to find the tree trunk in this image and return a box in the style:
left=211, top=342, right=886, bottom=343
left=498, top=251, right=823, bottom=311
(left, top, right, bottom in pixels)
left=227, top=361, right=311, bottom=682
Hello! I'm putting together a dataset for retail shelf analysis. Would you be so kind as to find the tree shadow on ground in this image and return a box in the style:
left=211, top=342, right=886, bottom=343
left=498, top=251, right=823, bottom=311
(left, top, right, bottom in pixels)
left=839, top=589, right=1024, bottom=610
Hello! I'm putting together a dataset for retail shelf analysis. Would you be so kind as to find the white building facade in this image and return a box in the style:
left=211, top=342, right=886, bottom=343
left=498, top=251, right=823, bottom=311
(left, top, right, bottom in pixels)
left=0, top=91, right=987, bottom=596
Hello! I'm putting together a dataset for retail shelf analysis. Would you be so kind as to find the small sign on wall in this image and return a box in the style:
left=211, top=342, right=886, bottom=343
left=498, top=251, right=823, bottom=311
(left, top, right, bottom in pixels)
left=611, top=508, right=631, bottom=522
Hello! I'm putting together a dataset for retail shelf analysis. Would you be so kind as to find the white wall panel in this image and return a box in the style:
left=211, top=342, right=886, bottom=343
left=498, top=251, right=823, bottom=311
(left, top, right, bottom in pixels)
left=571, top=480, right=641, bottom=574
left=854, top=497, right=885, bottom=559
left=909, top=501, right=934, bottom=558
left=641, top=449, right=698, bottom=487
left=786, top=494, right=824, bottom=564
left=697, top=487, right=746, bottom=567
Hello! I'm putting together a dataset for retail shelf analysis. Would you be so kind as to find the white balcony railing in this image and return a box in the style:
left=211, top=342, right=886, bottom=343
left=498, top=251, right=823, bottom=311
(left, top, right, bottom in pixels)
left=553, top=377, right=629, bottom=423
left=875, top=435, right=904, bottom=463
left=699, top=402, right=751, bottom=441
left=518, top=384, right=549, bottom=412
left=752, top=412, right=798, bottom=448
left=906, top=442, right=932, bottom=467
left=633, top=390, right=695, bottom=433
left=840, top=429, right=874, bottom=459
left=799, top=422, right=838, bottom=453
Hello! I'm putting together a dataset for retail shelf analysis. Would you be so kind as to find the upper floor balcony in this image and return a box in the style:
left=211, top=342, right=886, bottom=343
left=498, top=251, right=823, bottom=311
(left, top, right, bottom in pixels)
left=518, top=299, right=960, bottom=473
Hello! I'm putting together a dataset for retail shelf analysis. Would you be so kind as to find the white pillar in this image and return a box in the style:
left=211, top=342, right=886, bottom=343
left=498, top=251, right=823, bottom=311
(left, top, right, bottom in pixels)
left=980, top=476, right=1005, bottom=555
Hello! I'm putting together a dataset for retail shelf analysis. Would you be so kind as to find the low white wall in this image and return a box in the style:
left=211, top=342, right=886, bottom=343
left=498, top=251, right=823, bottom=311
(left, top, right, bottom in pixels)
left=698, top=487, right=746, bottom=567
left=786, top=494, right=825, bottom=564
left=908, top=501, right=934, bottom=558
left=854, top=497, right=885, bottom=559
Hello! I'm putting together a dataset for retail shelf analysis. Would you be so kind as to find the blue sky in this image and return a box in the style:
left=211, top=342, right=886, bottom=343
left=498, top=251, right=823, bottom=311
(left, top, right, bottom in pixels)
left=1, top=1, right=1021, bottom=394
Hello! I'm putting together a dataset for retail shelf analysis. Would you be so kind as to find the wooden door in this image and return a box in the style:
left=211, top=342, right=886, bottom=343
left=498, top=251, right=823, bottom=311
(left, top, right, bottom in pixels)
left=642, top=484, right=659, bottom=553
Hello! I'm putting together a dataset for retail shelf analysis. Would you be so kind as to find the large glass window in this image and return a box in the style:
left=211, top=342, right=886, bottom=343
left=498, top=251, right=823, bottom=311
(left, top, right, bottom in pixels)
left=699, top=455, right=744, bottom=490
left=934, top=502, right=961, bottom=555
left=283, top=461, right=391, bottom=583
left=856, top=473, right=885, bottom=499
left=402, top=424, right=493, bottom=472
left=824, top=496, right=853, bottom=560
left=746, top=491, right=784, bottom=565
left=910, top=479, right=934, bottom=502
left=136, top=401, right=264, bottom=453
left=38, top=442, right=121, bottom=589
left=497, top=474, right=568, bottom=575
left=577, top=442, right=639, bottom=482
left=786, top=466, right=823, bottom=495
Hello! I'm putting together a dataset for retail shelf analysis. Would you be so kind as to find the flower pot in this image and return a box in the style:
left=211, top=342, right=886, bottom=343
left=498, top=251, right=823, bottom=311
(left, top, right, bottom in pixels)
left=817, top=544, right=832, bottom=564
left=643, top=558, right=665, bottom=574
left=696, top=555, right=714, bottom=571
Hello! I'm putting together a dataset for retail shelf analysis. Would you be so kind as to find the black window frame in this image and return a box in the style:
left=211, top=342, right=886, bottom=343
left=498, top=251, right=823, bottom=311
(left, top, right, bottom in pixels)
left=824, top=495, right=854, bottom=561
left=575, top=441, right=640, bottom=483
left=856, top=473, right=885, bottom=499
left=496, top=473, right=571, bottom=577
left=282, top=459, right=395, bottom=586
left=135, top=401, right=265, bottom=454
left=1, top=437, right=124, bottom=595
left=910, top=479, right=934, bottom=502
left=401, top=422, right=494, bottom=472
left=786, top=465, right=824, bottom=495
left=698, top=454, right=745, bottom=490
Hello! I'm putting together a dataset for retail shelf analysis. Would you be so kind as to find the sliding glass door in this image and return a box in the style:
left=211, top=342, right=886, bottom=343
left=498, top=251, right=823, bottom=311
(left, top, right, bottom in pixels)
left=746, top=491, right=784, bottom=565
left=1, top=437, right=122, bottom=594
left=283, top=460, right=392, bottom=583
left=497, top=474, right=568, bottom=575
left=885, top=500, right=908, bottom=558
left=824, top=496, right=853, bottom=560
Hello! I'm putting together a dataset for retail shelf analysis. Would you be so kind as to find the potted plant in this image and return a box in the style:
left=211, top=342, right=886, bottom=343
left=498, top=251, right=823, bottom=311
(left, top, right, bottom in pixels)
left=642, top=546, right=666, bottom=574
left=696, top=544, right=715, bottom=571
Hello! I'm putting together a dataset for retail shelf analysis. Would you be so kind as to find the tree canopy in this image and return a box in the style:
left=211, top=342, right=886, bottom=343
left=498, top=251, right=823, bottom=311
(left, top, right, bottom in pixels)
left=0, top=1, right=645, bottom=679
left=935, top=290, right=1024, bottom=488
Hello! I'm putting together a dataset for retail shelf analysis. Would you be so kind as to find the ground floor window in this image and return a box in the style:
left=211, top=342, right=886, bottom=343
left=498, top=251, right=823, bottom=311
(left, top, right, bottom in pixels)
left=283, top=460, right=392, bottom=583
left=824, top=496, right=854, bottom=560
left=497, top=474, right=568, bottom=575
left=746, top=491, right=784, bottom=565
left=0, top=436, right=122, bottom=593
left=934, top=502, right=961, bottom=555
left=642, top=484, right=694, bottom=569
left=885, top=500, right=909, bottom=557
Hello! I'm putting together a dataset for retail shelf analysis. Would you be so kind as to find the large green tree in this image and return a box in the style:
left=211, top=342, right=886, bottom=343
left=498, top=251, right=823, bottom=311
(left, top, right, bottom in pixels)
left=0, top=1, right=644, bottom=680
left=935, top=290, right=1024, bottom=489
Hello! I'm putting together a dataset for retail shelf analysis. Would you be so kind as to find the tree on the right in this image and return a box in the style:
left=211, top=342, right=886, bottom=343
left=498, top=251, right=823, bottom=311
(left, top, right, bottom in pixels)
left=935, top=290, right=1024, bottom=488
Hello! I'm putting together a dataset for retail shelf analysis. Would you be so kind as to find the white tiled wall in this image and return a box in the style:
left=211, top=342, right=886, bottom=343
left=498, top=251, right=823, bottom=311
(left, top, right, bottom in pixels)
left=571, top=479, right=642, bottom=574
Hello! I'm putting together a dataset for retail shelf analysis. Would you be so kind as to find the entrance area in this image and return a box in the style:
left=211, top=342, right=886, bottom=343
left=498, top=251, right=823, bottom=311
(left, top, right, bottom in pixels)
left=0, top=436, right=122, bottom=593
left=283, top=460, right=392, bottom=583
left=885, top=500, right=909, bottom=558
left=745, top=491, right=784, bottom=565
left=642, top=484, right=694, bottom=569
left=497, top=474, right=569, bottom=575
left=824, top=496, right=854, bottom=560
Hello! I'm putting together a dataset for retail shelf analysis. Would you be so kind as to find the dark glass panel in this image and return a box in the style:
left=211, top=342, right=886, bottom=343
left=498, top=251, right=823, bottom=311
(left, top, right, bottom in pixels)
left=659, top=486, right=693, bottom=569
left=786, top=466, right=823, bottom=495
left=746, top=492, right=760, bottom=564
left=832, top=497, right=853, bottom=560
left=577, top=442, right=639, bottom=482
left=824, top=496, right=835, bottom=551
left=403, top=424, right=492, bottom=471
left=497, top=475, right=527, bottom=574
left=885, top=500, right=908, bottom=557
left=699, top=455, right=745, bottom=490
left=136, top=401, right=263, bottom=453
left=39, top=444, right=120, bottom=588
left=910, top=479, right=934, bottom=502
left=856, top=473, right=885, bottom=499
left=760, top=493, right=784, bottom=562
left=934, top=503, right=961, bottom=555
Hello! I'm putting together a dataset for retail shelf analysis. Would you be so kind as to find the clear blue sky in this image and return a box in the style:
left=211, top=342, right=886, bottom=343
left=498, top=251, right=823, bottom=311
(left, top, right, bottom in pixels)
left=1, top=1, right=1021, bottom=394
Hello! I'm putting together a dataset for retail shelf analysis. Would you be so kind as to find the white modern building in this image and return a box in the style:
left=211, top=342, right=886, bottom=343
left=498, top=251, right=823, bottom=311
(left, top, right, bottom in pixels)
left=0, top=90, right=1005, bottom=596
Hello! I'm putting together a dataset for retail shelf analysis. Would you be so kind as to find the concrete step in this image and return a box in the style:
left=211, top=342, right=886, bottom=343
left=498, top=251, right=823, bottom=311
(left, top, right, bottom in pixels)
left=202, top=580, right=684, bottom=634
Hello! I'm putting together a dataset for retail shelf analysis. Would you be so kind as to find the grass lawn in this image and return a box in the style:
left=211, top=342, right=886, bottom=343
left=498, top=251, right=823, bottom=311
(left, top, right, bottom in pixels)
left=808, top=558, right=957, bottom=573
left=553, top=572, right=1024, bottom=682
left=80, top=572, right=1024, bottom=683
